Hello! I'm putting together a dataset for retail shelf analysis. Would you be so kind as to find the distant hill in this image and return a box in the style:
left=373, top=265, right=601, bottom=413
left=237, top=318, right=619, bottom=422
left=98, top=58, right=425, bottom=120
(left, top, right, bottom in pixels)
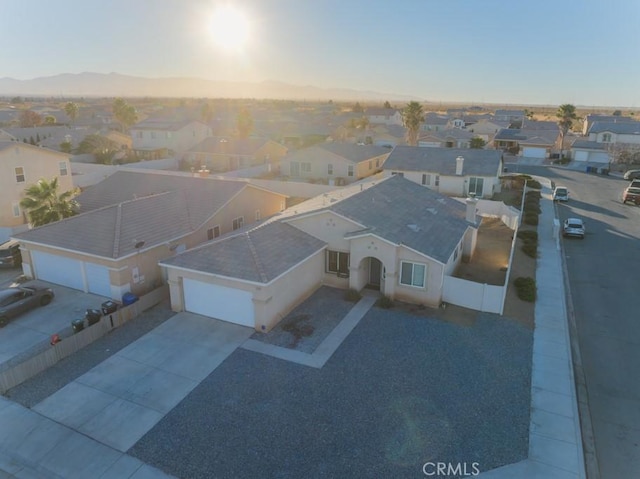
left=0, top=72, right=423, bottom=102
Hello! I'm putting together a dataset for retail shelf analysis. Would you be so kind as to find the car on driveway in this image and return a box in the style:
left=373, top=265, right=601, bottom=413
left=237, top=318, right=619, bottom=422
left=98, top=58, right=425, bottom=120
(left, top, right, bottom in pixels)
left=553, top=186, right=569, bottom=201
left=623, top=169, right=640, bottom=180
left=0, top=240, right=22, bottom=269
left=623, top=186, right=640, bottom=205
left=0, top=283, right=55, bottom=327
left=563, top=218, right=585, bottom=239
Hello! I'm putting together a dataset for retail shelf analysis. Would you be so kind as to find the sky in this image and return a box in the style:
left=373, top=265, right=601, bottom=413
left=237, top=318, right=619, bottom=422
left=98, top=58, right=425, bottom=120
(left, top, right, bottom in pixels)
left=1, top=0, right=639, bottom=107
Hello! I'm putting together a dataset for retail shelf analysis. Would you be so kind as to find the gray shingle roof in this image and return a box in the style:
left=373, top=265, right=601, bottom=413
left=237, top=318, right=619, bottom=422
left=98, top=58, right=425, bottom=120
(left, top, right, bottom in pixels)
left=187, top=137, right=279, bottom=155
left=160, top=222, right=326, bottom=284
left=131, top=119, right=205, bottom=131
left=327, top=175, right=474, bottom=263
left=589, top=121, right=640, bottom=135
left=383, top=145, right=502, bottom=176
left=494, top=127, right=558, bottom=144
left=571, top=139, right=607, bottom=150
left=316, top=143, right=392, bottom=162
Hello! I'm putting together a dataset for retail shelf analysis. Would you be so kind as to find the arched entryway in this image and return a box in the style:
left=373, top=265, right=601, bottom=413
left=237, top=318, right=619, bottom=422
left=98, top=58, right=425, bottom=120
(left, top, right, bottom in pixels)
left=362, top=257, right=385, bottom=291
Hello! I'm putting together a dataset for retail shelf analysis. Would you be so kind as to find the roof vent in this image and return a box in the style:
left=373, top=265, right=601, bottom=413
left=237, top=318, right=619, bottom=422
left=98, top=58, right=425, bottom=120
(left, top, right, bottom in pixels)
left=427, top=207, right=437, bottom=215
left=407, top=224, right=420, bottom=232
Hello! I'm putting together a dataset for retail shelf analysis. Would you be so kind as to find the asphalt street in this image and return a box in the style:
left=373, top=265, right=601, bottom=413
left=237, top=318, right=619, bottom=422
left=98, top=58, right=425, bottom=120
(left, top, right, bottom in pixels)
left=519, top=164, right=640, bottom=479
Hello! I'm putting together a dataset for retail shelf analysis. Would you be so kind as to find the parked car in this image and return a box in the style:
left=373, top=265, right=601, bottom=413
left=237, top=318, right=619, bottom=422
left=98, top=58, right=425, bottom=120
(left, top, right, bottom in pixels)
left=0, top=240, right=22, bottom=269
left=623, top=186, right=640, bottom=205
left=629, top=179, right=640, bottom=189
left=0, top=283, right=54, bottom=327
left=553, top=186, right=569, bottom=201
left=563, top=218, right=585, bottom=239
left=623, top=169, right=640, bottom=180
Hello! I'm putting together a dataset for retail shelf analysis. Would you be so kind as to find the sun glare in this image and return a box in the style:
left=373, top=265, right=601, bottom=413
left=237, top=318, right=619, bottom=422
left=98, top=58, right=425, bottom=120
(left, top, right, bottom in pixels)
left=209, top=5, right=250, bottom=51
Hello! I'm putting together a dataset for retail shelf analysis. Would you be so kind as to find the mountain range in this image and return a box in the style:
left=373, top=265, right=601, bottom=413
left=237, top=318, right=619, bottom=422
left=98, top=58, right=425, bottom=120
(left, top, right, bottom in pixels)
left=0, top=72, right=423, bottom=102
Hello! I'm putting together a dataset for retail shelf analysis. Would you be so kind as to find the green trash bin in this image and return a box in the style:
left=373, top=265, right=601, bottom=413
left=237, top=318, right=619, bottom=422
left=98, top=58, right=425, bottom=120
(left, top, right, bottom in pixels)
left=72, top=319, right=85, bottom=333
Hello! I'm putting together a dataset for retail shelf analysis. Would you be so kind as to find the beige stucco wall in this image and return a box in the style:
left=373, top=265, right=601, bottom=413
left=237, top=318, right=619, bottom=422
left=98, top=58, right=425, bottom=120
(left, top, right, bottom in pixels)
left=284, top=148, right=388, bottom=184
left=0, top=145, right=73, bottom=227
left=383, top=170, right=500, bottom=198
left=287, top=211, right=361, bottom=252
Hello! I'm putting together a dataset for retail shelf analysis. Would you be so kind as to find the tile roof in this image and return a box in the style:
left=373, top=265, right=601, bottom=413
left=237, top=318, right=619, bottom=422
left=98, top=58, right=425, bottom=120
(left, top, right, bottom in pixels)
left=75, top=170, right=248, bottom=213
left=383, top=145, right=502, bottom=176
left=589, top=121, right=640, bottom=135
left=160, top=221, right=326, bottom=284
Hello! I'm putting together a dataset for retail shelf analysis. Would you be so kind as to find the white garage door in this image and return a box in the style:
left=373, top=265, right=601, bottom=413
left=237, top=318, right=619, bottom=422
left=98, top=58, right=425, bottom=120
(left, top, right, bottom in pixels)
left=183, top=278, right=254, bottom=327
left=84, top=262, right=111, bottom=297
left=522, top=147, right=547, bottom=159
left=31, top=250, right=84, bottom=290
left=418, top=141, right=441, bottom=148
left=588, top=151, right=610, bottom=163
left=574, top=150, right=588, bottom=162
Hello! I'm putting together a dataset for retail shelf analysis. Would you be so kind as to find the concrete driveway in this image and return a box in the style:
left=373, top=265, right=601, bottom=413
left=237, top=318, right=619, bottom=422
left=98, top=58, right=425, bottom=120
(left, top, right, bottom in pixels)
left=0, top=268, right=21, bottom=288
left=33, top=313, right=252, bottom=452
left=0, top=281, right=108, bottom=367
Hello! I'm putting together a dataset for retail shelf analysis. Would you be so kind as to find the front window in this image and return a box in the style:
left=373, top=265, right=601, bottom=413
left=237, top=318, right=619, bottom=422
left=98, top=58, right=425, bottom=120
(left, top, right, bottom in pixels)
left=468, top=177, right=484, bottom=196
left=15, top=167, right=25, bottom=183
left=422, top=174, right=431, bottom=186
left=232, top=216, right=244, bottom=230
left=400, top=261, right=426, bottom=288
left=326, top=250, right=350, bottom=275
left=328, top=163, right=333, bottom=175
left=348, top=165, right=354, bottom=177
left=59, top=161, right=68, bottom=176
left=12, top=202, right=20, bottom=217
left=207, top=225, right=220, bottom=240
left=301, top=162, right=311, bottom=173
left=369, top=160, right=373, bottom=170
left=602, top=133, right=612, bottom=143
left=435, top=175, right=440, bottom=186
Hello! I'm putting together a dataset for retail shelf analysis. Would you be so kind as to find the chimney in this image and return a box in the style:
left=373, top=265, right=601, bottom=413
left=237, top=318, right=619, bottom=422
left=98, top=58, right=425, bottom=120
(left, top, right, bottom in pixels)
left=456, top=156, right=464, bottom=175
left=466, top=195, right=478, bottom=224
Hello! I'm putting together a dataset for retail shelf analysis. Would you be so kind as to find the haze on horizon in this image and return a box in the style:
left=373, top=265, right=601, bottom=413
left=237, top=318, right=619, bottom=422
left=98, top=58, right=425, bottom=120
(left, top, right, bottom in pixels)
left=1, top=0, right=639, bottom=107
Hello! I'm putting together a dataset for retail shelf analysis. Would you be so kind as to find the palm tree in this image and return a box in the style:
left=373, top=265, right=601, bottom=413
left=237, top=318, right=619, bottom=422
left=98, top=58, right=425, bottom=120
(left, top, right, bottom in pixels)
left=402, top=101, right=424, bottom=146
left=19, top=177, right=79, bottom=227
left=64, top=102, right=78, bottom=125
left=113, top=98, right=138, bottom=132
left=557, top=104, right=578, bottom=159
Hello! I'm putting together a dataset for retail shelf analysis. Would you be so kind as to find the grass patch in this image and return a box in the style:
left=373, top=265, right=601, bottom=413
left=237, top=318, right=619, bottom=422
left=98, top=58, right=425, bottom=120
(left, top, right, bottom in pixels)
left=514, top=277, right=537, bottom=302
left=282, top=314, right=315, bottom=342
left=376, top=296, right=394, bottom=309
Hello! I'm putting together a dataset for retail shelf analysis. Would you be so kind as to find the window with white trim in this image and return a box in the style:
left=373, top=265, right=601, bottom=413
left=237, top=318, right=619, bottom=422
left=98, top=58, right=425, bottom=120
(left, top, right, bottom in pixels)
left=12, top=202, right=21, bottom=218
left=348, top=165, right=354, bottom=177
left=326, top=250, right=350, bottom=275
left=435, top=175, right=440, bottom=186
left=207, top=225, right=220, bottom=240
left=602, top=133, right=612, bottom=143
left=328, top=163, right=333, bottom=175
left=255, top=210, right=261, bottom=221
left=232, top=216, right=244, bottom=230
left=15, top=167, right=25, bottom=183
left=369, top=160, right=373, bottom=170
left=422, top=174, right=431, bottom=186
left=399, top=261, right=426, bottom=288
left=59, top=161, right=68, bottom=176
left=301, top=162, right=311, bottom=173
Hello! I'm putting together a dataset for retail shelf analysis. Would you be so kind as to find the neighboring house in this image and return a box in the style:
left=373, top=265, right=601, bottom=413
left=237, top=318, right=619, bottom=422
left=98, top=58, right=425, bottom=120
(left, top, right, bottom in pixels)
left=184, top=137, right=288, bottom=172
left=494, top=124, right=561, bottom=158
left=418, top=128, right=475, bottom=149
left=570, top=140, right=610, bottom=164
left=421, top=113, right=450, bottom=132
left=383, top=145, right=503, bottom=198
left=281, top=143, right=391, bottom=184
left=587, top=121, right=640, bottom=146
left=130, top=119, right=212, bottom=159
left=0, top=142, right=73, bottom=242
left=104, top=130, right=133, bottom=151
left=160, top=175, right=479, bottom=331
left=358, top=124, right=407, bottom=148
left=447, top=118, right=466, bottom=129
left=467, top=119, right=512, bottom=143
left=366, top=108, right=403, bottom=126
left=494, top=109, right=525, bottom=123
left=14, top=170, right=287, bottom=299
left=582, top=114, right=637, bottom=136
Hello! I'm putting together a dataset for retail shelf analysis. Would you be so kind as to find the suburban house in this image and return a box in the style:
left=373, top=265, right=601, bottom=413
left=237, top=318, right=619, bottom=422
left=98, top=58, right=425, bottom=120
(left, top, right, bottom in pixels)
left=130, top=119, right=212, bottom=159
left=383, top=146, right=503, bottom=198
left=0, top=142, right=74, bottom=242
left=570, top=139, right=610, bottom=164
left=418, top=128, right=475, bottom=149
left=184, top=137, right=288, bottom=172
left=467, top=119, right=512, bottom=143
left=582, top=114, right=637, bottom=136
left=13, top=171, right=287, bottom=300
left=355, top=124, right=406, bottom=148
left=366, top=108, right=403, bottom=126
left=494, top=109, right=525, bottom=124
left=160, top=175, right=480, bottom=332
left=281, top=143, right=391, bottom=184
left=586, top=121, right=640, bottom=146
left=494, top=122, right=561, bottom=158
left=421, top=113, right=450, bottom=132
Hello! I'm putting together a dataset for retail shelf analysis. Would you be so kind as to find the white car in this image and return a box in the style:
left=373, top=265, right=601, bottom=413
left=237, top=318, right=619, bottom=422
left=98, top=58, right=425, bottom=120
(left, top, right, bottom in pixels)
left=553, top=186, right=569, bottom=201
left=563, top=218, right=585, bottom=239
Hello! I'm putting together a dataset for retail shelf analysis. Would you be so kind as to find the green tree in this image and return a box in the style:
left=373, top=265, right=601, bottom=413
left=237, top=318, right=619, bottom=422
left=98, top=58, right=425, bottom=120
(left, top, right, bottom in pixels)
left=383, top=101, right=392, bottom=109
left=612, top=110, right=622, bottom=116
left=112, top=98, right=138, bottom=132
left=556, top=104, right=578, bottom=159
left=76, top=134, right=119, bottom=164
left=59, top=141, right=72, bottom=153
left=402, top=101, right=424, bottom=146
left=29, top=136, right=36, bottom=145
left=470, top=137, right=486, bottom=149
left=236, top=108, right=254, bottom=139
left=44, top=115, right=57, bottom=125
left=64, top=102, right=78, bottom=125
left=19, top=177, right=79, bottom=227
left=352, top=102, right=364, bottom=113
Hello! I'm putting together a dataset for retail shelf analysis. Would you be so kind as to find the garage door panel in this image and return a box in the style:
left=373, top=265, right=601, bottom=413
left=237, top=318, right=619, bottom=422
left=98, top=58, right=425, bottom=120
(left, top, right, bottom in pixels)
left=31, top=251, right=84, bottom=290
left=522, top=147, right=546, bottom=159
left=183, top=278, right=254, bottom=327
left=84, top=262, right=111, bottom=297
left=574, top=150, right=588, bottom=162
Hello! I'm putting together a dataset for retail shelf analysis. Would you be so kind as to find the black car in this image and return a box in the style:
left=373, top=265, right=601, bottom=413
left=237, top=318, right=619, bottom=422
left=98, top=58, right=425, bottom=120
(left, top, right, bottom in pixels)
left=0, top=284, right=54, bottom=327
left=0, top=240, right=22, bottom=268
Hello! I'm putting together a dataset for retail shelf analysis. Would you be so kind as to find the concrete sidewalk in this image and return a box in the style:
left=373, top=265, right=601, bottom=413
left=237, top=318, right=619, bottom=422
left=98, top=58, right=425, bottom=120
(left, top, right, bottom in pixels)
left=479, top=182, right=586, bottom=478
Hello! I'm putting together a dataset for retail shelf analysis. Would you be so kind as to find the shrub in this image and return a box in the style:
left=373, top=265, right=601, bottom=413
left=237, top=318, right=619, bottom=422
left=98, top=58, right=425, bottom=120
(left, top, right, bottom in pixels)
left=523, top=201, right=541, bottom=214
left=521, top=242, right=538, bottom=258
left=344, top=289, right=362, bottom=302
left=524, top=212, right=539, bottom=226
left=517, top=230, right=538, bottom=242
left=527, top=179, right=542, bottom=189
left=514, top=277, right=536, bottom=302
left=376, top=295, right=394, bottom=309
left=525, top=190, right=541, bottom=200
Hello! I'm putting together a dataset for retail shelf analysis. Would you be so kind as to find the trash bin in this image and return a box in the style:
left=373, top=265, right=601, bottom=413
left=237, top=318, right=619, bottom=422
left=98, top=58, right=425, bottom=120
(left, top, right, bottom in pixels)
left=101, top=300, right=118, bottom=315
left=85, top=308, right=102, bottom=326
left=72, top=319, right=85, bottom=333
left=122, top=292, right=139, bottom=306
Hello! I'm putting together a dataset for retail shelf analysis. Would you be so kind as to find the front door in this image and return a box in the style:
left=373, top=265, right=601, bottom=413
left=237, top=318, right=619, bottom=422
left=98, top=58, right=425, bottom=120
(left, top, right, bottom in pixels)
left=369, top=258, right=382, bottom=289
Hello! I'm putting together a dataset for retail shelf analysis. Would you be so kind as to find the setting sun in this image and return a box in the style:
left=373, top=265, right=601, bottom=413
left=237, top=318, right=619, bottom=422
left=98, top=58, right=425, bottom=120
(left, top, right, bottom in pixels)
left=209, top=5, right=250, bottom=51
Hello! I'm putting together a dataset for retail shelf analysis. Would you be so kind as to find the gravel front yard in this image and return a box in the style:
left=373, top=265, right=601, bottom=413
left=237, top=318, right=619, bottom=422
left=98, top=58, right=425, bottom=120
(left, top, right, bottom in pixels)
left=130, top=306, right=532, bottom=479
